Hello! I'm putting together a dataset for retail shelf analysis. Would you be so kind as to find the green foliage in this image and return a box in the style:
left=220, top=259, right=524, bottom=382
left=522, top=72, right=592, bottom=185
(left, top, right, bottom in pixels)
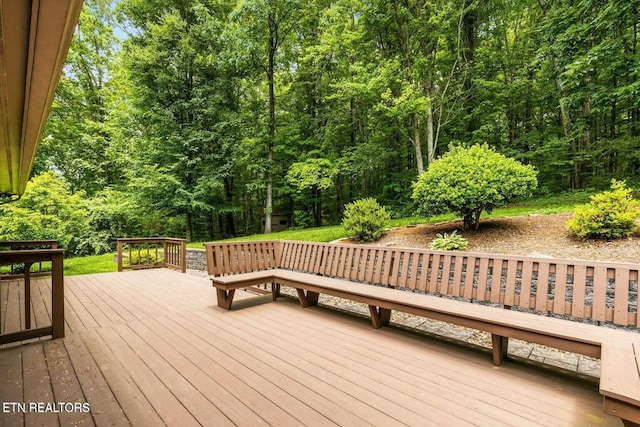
left=412, top=144, right=538, bottom=230
left=286, top=158, right=336, bottom=192
left=430, top=230, right=469, bottom=251
left=31, top=0, right=640, bottom=244
left=342, top=198, right=390, bottom=242
left=0, top=172, right=90, bottom=256
left=129, top=252, right=161, bottom=266
left=80, top=189, right=146, bottom=254
left=566, top=180, right=639, bottom=240
left=291, top=210, right=314, bottom=230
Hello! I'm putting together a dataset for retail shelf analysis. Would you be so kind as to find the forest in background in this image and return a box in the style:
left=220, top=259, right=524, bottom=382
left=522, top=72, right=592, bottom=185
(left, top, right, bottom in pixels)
left=5, top=0, right=640, bottom=249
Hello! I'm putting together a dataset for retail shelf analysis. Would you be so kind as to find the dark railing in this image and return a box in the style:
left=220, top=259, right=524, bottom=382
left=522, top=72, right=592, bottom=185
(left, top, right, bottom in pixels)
left=0, top=240, right=58, bottom=279
left=117, top=238, right=187, bottom=273
left=0, top=245, right=65, bottom=345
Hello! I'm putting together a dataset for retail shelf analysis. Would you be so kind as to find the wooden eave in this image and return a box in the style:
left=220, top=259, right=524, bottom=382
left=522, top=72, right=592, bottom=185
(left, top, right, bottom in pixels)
left=0, top=0, right=83, bottom=196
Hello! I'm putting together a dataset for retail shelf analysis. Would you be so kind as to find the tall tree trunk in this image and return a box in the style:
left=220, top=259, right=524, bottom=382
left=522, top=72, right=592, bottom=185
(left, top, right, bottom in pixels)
left=553, top=58, right=573, bottom=139
left=185, top=212, right=192, bottom=242
left=412, top=113, right=424, bottom=174
left=426, top=97, right=435, bottom=165
left=314, top=187, right=322, bottom=227
left=224, top=177, right=236, bottom=236
left=265, top=15, right=277, bottom=234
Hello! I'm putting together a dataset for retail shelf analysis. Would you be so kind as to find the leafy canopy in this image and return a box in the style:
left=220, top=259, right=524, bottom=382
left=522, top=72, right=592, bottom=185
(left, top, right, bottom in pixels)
left=412, top=144, right=538, bottom=230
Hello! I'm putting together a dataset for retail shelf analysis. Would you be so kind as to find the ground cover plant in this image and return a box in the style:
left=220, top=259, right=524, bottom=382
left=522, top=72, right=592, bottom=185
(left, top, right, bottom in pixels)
left=430, top=230, right=468, bottom=251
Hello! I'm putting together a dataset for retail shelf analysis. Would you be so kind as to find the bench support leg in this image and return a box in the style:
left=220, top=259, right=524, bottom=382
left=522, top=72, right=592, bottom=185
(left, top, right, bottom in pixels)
left=604, top=397, right=640, bottom=427
left=369, top=306, right=391, bottom=329
left=296, top=289, right=319, bottom=307
left=216, top=289, right=236, bottom=310
left=491, top=334, right=509, bottom=365
left=271, top=283, right=281, bottom=301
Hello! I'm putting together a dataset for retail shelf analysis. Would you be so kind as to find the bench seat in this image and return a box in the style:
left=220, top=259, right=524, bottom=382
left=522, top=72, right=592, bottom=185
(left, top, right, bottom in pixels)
left=207, top=240, right=640, bottom=427
left=601, top=340, right=640, bottom=426
left=212, top=269, right=620, bottom=362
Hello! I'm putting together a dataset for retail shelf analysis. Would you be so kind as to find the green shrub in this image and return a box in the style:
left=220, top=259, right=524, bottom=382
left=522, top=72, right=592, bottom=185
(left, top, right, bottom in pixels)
left=342, top=198, right=390, bottom=242
left=566, top=179, right=639, bottom=239
left=430, top=230, right=469, bottom=251
left=412, top=144, right=538, bottom=230
left=129, top=252, right=162, bottom=266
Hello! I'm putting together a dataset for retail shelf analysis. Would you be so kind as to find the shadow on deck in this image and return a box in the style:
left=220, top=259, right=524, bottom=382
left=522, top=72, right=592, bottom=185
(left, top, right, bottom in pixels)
left=0, top=269, right=623, bottom=426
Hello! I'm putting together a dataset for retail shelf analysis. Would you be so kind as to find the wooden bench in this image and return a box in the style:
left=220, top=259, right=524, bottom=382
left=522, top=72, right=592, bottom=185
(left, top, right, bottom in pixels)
left=205, top=240, right=640, bottom=426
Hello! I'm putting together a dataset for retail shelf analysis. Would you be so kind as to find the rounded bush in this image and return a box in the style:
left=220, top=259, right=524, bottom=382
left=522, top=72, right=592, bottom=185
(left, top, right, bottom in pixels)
left=342, top=198, right=390, bottom=242
left=567, top=180, right=639, bottom=239
left=412, top=144, right=538, bottom=230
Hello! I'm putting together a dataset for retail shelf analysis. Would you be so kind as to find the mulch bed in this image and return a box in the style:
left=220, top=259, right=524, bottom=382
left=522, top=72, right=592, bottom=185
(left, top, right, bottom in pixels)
left=344, top=213, right=640, bottom=264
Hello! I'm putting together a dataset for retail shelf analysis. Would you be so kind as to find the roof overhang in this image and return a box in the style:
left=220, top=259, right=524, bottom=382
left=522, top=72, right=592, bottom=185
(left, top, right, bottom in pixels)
left=0, top=0, right=83, bottom=197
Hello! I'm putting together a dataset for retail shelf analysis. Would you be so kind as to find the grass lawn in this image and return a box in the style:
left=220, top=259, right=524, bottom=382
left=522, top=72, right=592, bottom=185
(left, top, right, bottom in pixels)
left=64, top=253, right=118, bottom=276
left=66, top=190, right=594, bottom=276
left=189, top=190, right=593, bottom=246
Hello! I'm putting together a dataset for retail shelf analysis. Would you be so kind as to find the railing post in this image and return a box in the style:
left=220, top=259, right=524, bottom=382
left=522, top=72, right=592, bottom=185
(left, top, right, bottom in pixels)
left=51, top=252, right=65, bottom=339
left=163, top=239, right=168, bottom=269
left=117, top=239, right=123, bottom=272
left=181, top=240, right=187, bottom=273
left=24, top=262, right=32, bottom=330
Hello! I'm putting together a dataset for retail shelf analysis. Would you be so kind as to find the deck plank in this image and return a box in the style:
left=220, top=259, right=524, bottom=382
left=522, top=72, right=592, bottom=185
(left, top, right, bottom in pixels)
left=206, top=304, right=494, bottom=426
left=241, top=300, right=609, bottom=426
left=96, top=326, right=201, bottom=426
left=42, top=339, right=96, bottom=426
left=0, top=269, right=625, bottom=426
left=22, top=343, right=56, bottom=426
left=0, top=345, right=24, bottom=426
left=79, top=329, right=164, bottom=426
left=63, top=333, right=131, bottom=426
left=166, top=312, right=361, bottom=425
left=254, top=305, right=604, bottom=421
left=126, top=317, right=278, bottom=426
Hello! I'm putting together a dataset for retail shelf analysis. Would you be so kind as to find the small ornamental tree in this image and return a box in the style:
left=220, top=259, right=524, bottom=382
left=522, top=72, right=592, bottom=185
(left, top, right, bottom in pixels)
left=342, top=198, right=390, bottom=242
left=412, top=144, right=538, bottom=230
left=567, top=179, right=639, bottom=239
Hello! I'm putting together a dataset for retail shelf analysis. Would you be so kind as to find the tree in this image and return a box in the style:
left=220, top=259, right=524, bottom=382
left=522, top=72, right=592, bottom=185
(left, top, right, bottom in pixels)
left=0, top=172, right=90, bottom=255
left=120, top=0, right=238, bottom=241
left=286, top=158, right=337, bottom=227
left=231, top=0, right=301, bottom=233
left=35, top=0, right=119, bottom=194
left=412, top=144, right=538, bottom=230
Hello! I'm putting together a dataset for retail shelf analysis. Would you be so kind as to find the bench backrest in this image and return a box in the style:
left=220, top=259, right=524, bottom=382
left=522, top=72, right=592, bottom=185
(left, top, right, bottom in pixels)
left=205, top=241, right=281, bottom=276
left=205, top=240, right=639, bottom=328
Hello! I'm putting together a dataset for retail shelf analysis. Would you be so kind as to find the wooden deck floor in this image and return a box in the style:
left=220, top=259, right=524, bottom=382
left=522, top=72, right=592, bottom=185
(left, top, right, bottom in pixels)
left=0, top=269, right=623, bottom=426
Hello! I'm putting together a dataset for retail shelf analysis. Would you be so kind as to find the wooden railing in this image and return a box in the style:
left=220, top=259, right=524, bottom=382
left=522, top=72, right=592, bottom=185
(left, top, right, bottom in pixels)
left=205, top=240, right=640, bottom=328
left=0, top=247, right=65, bottom=344
left=0, top=240, right=58, bottom=279
left=117, top=238, right=187, bottom=273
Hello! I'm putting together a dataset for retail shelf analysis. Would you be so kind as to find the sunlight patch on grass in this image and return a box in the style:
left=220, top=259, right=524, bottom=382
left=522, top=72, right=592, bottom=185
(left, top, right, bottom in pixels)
left=64, top=253, right=117, bottom=276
